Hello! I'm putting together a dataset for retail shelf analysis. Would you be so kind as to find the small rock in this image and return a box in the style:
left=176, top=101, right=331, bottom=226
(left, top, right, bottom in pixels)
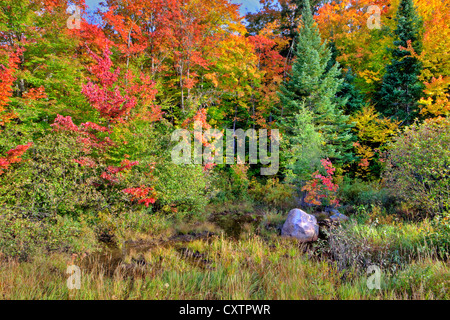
left=329, top=211, right=349, bottom=222
left=325, top=207, right=339, bottom=215
left=281, top=209, right=319, bottom=242
left=313, top=211, right=330, bottom=221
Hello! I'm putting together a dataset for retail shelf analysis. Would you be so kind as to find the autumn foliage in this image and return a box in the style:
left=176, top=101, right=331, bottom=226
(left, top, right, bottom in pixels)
left=0, top=0, right=449, bottom=215
left=0, top=47, right=22, bottom=126
left=82, top=47, right=159, bottom=123
left=302, top=159, right=340, bottom=208
left=123, top=186, right=157, bottom=208
left=0, top=142, right=33, bottom=176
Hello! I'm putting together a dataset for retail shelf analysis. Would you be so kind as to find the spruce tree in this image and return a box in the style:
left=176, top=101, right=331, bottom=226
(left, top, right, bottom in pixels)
left=326, top=40, right=366, bottom=115
left=376, top=0, right=424, bottom=124
left=282, top=102, right=325, bottom=185
left=277, top=0, right=354, bottom=165
left=340, top=70, right=366, bottom=115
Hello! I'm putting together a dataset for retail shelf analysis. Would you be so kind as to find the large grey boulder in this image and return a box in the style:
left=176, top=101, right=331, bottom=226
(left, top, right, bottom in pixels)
left=281, top=209, right=319, bottom=242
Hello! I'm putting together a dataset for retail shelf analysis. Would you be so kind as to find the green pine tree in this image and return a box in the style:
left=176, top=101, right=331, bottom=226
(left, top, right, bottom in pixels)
left=375, top=0, right=424, bottom=125
left=282, top=102, right=325, bottom=185
left=277, top=0, right=354, bottom=165
left=340, top=69, right=366, bottom=115
left=326, top=40, right=366, bottom=115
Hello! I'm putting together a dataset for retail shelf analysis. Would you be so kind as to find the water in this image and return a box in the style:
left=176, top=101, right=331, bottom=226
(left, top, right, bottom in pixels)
left=210, top=212, right=262, bottom=239
left=82, top=213, right=263, bottom=276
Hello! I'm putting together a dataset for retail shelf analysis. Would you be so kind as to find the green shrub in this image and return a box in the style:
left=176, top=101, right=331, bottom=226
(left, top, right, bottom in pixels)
left=0, top=131, right=108, bottom=218
left=111, top=121, right=211, bottom=218
left=0, top=211, right=96, bottom=261
left=425, top=212, right=450, bottom=259
left=248, top=178, right=295, bottom=209
left=383, top=118, right=450, bottom=215
left=153, top=163, right=209, bottom=218
left=229, top=164, right=251, bottom=198
left=208, top=166, right=253, bottom=204
left=0, top=126, right=168, bottom=219
left=338, top=177, right=396, bottom=209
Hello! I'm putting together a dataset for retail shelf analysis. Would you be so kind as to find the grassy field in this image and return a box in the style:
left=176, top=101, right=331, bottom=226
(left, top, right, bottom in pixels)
left=1, top=207, right=448, bottom=300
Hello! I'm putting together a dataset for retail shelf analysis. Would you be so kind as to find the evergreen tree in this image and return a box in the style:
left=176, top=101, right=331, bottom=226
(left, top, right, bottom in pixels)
left=340, top=69, right=367, bottom=115
left=277, top=0, right=354, bottom=165
left=375, top=0, right=424, bottom=124
left=279, top=0, right=322, bottom=56
left=282, top=102, right=325, bottom=185
left=326, top=40, right=366, bottom=115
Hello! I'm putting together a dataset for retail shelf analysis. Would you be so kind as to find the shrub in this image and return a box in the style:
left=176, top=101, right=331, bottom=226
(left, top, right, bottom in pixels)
left=0, top=131, right=108, bottom=218
left=383, top=118, right=450, bottom=215
left=0, top=211, right=96, bottom=261
left=282, top=106, right=325, bottom=184
left=323, top=222, right=399, bottom=274
left=425, top=212, right=450, bottom=259
left=248, top=178, right=295, bottom=209
left=349, top=105, right=399, bottom=180
left=0, top=123, right=166, bottom=219
left=229, top=164, right=250, bottom=197
left=208, top=166, right=253, bottom=204
left=338, top=177, right=397, bottom=209
left=302, top=159, right=340, bottom=208
left=153, top=163, right=209, bottom=218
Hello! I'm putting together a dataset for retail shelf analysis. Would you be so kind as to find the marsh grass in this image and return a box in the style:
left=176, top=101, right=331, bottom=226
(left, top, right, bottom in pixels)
left=0, top=204, right=448, bottom=300
left=0, top=229, right=448, bottom=300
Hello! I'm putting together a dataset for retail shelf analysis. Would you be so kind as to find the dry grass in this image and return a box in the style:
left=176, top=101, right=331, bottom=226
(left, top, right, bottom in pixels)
left=0, top=231, right=448, bottom=300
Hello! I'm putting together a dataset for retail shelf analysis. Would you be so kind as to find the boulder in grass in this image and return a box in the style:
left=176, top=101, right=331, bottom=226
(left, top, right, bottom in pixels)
left=281, top=209, right=319, bottom=242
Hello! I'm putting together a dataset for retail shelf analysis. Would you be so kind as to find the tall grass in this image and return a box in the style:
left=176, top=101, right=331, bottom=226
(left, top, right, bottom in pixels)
left=1, top=232, right=448, bottom=300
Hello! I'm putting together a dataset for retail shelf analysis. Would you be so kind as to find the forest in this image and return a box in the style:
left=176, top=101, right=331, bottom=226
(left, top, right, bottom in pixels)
left=0, top=0, right=449, bottom=300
